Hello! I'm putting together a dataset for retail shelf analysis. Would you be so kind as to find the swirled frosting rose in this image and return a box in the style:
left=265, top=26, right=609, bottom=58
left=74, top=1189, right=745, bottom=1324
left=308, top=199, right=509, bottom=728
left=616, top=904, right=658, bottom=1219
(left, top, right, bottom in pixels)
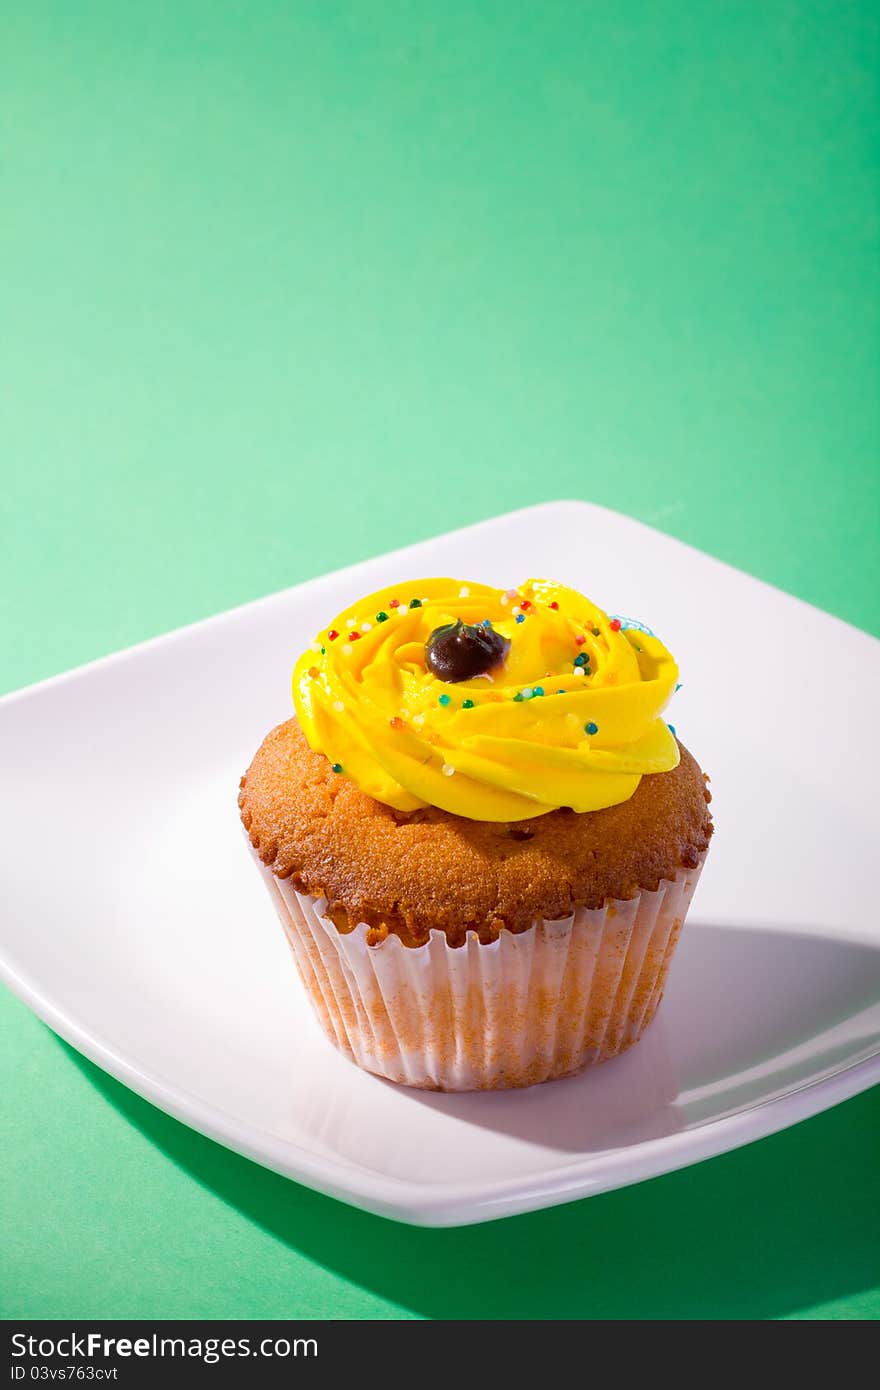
left=292, top=579, right=680, bottom=821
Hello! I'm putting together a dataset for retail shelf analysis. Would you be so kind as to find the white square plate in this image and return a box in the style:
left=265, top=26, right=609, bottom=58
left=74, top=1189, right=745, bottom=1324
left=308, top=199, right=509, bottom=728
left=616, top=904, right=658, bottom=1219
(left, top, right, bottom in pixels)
left=2, top=501, right=879, bottom=1226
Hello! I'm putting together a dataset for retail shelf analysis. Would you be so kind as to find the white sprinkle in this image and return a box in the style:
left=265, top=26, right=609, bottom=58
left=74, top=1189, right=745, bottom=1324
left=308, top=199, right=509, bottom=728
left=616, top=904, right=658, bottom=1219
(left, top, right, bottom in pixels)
left=459, top=585, right=470, bottom=598
left=512, top=606, right=521, bottom=616
left=397, top=605, right=407, bottom=615
left=573, top=667, right=585, bottom=677
left=441, top=763, right=455, bottom=777
left=361, top=622, right=372, bottom=632
left=342, top=644, right=353, bottom=656
left=521, top=687, right=533, bottom=699
left=333, top=700, right=344, bottom=712
left=500, top=594, right=509, bottom=606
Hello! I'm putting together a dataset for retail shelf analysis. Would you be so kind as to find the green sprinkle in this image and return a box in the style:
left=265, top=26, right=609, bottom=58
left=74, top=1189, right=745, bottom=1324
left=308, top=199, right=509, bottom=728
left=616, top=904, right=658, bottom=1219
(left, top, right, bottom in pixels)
left=409, top=598, right=422, bottom=608
left=331, top=762, right=343, bottom=773
left=376, top=611, right=389, bottom=623
left=585, top=722, right=598, bottom=735
left=438, top=693, right=451, bottom=706
left=320, top=647, right=326, bottom=654
left=513, top=692, right=524, bottom=702
left=462, top=698, right=475, bottom=709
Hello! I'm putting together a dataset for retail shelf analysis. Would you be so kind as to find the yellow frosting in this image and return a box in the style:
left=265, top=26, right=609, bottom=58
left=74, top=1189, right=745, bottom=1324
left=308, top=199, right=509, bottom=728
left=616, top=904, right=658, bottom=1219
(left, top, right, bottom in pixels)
left=292, top=578, right=680, bottom=821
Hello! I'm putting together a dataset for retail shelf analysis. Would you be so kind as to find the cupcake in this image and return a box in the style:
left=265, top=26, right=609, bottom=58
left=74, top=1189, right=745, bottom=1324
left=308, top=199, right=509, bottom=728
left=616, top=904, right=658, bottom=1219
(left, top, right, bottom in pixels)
left=239, top=579, right=712, bottom=1090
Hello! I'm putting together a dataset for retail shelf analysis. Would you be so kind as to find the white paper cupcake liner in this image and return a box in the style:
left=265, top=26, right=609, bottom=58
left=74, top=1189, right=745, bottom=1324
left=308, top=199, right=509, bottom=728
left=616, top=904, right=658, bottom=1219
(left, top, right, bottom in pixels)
left=251, top=848, right=705, bottom=1091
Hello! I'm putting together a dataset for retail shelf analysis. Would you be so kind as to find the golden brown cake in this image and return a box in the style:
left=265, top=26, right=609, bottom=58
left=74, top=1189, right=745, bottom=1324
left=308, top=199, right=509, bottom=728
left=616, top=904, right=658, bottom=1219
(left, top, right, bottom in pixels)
left=240, top=718, right=711, bottom=946
left=239, top=577, right=713, bottom=1090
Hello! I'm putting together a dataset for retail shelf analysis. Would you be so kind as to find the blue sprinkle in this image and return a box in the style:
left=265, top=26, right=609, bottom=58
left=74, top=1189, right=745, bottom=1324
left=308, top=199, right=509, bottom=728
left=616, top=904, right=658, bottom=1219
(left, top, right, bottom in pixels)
left=574, top=653, right=587, bottom=667
left=585, top=721, right=599, bottom=735
left=675, top=682, right=682, bottom=692
left=515, top=612, right=526, bottom=624
left=533, top=686, right=544, bottom=697
left=331, top=762, right=343, bottom=774
left=668, top=723, right=676, bottom=735
left=556, top=688, right=566, bottom=694
left=438, top=693, right=451, bottom=707
left=482, top=619, right=492, bottom=628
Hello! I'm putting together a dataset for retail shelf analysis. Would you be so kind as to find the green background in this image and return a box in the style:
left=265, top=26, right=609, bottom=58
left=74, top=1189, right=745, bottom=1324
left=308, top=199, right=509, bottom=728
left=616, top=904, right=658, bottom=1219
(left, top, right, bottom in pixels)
left=2, top=1, right=878, bottom=1320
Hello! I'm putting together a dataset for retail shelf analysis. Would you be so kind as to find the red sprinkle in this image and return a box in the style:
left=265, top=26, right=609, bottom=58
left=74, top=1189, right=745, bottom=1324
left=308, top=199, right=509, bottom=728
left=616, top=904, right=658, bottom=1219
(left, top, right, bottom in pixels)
left=575, top=634, right=585, bottom=646
left=389, top=598, right=400, bottom=608
left=610, top=618, right=621, bottom=632
left=520, top=599, right=532, bottom=610
left=328, top=629, right=339, bottom=641
left=349, top=630, right=361, bottom=641
left=549, top=601, right=559, bottom=610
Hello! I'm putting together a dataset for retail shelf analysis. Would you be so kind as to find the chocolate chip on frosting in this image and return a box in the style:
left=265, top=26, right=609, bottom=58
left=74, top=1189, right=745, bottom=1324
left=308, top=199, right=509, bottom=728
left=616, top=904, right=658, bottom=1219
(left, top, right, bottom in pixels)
left=424, top=619, right=510, bottom=683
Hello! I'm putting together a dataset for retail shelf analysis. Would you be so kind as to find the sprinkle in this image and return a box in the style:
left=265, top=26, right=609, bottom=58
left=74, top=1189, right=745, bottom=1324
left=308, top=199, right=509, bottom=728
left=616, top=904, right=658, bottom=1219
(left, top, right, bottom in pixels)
left=320, top=646, right=326, bottom=654
left=462, top=698, right=475, bottom=709
left=549, top=601, right=559, bottom=610
left=515, top=613, right=526, bottom=624
left=513, top=692, right=524, bottom=702
left=500, top=594, right=509, bottom=606
left=520, top=599, right=531, bottom=610
left=441, top=763, right=455, bottom=777
left=389, top=598, right=400, bottom=608
left=512, top=606, right=521, bottom=616
left=342, top=644, right=353, bottom=655
left=521, top=687, right=533, bottom=699
left=328, top=629, right=339, bottom=641
left=333, top=700, right=344, bottom=712
left=675, top=682, right=682, bottom=692
left=481, top=618, right=492, bottom=628
left=557, top=688, right=565, bottom=694
left=390, top=716, right=407, bottom=730
left=459, top=586, right=471, bottom=597
left=409, top=598, right=422, bottom=608
left=575, top=634, right=585, bottom=646
left=573, top=667, right=585, bottom=678
left=361, top=622, right=372, bottom=632
left=376, top=611, right=389, bottom=623
left=668, top=723, right=677, bottom=735
left=438, top=693, right=451, bottom=707
left=592, top=628, right=601, bottom=637
left=609, top=618, right=621, bottom=632
left=505, top=588, right=518, bottom=599
left=349, top=630, right=362, bottom=641
left=308, top=665, right=320, bottom=679
left=585, top=721, right=599, bottom=735
left=533, top=686, right=544, bottom=697
left=331, top=762, right=343, bottom=774
left=574, top=653, right=588, bottom=667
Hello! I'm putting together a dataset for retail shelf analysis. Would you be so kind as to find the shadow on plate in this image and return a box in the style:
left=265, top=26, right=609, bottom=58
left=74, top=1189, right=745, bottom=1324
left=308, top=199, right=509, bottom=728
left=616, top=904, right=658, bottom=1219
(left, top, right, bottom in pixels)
left=400, top=923, right=880, bottom=1151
